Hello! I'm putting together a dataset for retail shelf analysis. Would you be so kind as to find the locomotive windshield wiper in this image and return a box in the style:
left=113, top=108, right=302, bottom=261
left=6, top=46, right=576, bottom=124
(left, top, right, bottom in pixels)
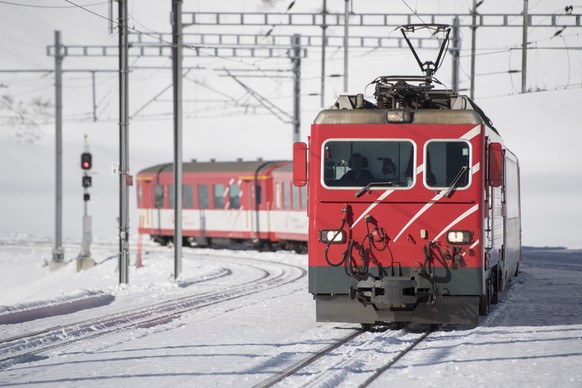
left=443, top=165, right=468, bottom=197
left=355, top=182, right=393, bottom=198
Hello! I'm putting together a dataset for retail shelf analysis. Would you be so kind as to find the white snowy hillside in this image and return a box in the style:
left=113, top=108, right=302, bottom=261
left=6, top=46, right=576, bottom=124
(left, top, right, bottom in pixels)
left=0, top=235, right=581, bottom=387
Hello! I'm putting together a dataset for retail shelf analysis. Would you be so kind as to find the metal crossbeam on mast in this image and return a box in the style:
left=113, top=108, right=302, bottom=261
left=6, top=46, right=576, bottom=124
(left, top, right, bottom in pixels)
left=181, top=11, right=581, bottom=28
left=128, top=32, right=433, bottom=50
left=47, top=44, right=308, bottom=59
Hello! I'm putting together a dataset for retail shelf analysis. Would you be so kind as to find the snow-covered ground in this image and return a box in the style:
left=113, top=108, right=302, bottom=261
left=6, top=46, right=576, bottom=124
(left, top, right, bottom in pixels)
left=0, top=235, right=581, bottom=387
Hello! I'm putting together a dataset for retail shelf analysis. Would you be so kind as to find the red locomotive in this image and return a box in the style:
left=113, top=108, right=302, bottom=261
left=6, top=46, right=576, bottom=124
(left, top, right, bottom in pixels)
left=136, top=160, right=308, bottom=252
left=293, top=25, right=521, bottom=324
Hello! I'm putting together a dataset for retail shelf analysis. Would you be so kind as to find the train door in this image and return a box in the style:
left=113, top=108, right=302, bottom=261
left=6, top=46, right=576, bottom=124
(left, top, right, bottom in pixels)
left=502, top=154, right=521, bottom=283
left=250, top=179, right=266, bottom=244
left=153, top=183, right=165, bottom=235
left=197, top=184, right=209, bottom=245
left=247, top=179, right=257, bottom=241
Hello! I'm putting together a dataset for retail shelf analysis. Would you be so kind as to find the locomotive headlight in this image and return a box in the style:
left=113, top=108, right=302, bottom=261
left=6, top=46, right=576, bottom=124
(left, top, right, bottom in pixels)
left=320, top=229, right=346, bottom=244
left=447, top=230, right=473, bottom=245
left=385, top=110, right=413, bottom=123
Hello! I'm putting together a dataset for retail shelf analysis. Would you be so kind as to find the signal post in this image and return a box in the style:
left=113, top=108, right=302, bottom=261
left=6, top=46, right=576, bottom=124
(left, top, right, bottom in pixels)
left=78, top=137, right=96, bottom=271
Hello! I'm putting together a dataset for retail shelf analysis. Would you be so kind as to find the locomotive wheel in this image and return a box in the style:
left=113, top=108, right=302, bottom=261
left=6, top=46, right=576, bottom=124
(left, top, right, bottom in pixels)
left=514, top=261, right=520, bottom=277
left=257, top=240, right=274, bottom=252
left=361, top=323, right=374, bottom=331
left=294, top=244, right=308, bottom=254
left=349, top=287, right=357, bottom=300
left=479, top=282, right=492, bottom=316
left=490, top=266, right=500, bottom=305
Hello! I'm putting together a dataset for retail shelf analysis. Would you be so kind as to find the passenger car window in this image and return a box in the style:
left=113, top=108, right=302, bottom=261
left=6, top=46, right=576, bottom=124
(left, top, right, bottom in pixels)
left=283, top=182, right=291, bottom=209
left=292, top=185, right=300, bottom=209
left=137, top=185, right=143, bottom=207
left=198, top=184, right=209, bottom=209
left=183, top=185, right=194, bottom=209
left=169, top=185, right=174, bottom=208
left=322, top=140, right=415, bottom=189
left=213, top=184, right=225, bottom=209
left=168, top=185, right=194, bottom=209
left=300, top=186, right=307, bottom=209
left=154, top=185, right=164, bottom=208
left=275, top=183, right=282, bottom=209
left=229, top=183, right=240, bottom=209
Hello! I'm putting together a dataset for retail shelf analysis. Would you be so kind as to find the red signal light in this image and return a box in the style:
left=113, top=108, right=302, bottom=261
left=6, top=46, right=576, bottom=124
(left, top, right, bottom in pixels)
left=81, top=152, right=92, bottom=170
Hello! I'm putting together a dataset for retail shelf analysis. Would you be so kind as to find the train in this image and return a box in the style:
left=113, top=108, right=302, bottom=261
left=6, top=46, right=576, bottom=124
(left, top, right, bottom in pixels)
left=293, top=24, right=521, bottom=325
left=136, top=24, right=521, bottom=325
left=136, top=160, right=308, bottom=253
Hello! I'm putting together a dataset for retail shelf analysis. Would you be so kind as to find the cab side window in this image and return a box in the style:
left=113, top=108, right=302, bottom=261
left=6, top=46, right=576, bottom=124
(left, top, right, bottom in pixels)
left=425, top=141, right=470, bottom=188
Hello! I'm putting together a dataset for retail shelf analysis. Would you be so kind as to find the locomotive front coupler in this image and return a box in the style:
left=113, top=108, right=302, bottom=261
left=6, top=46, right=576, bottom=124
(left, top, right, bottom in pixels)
left=353, top=277, right=418, bottom=308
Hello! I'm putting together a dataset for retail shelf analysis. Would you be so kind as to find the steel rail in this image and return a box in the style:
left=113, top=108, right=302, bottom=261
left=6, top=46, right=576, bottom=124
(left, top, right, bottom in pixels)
left=254, top=329, right=365, bottom=388
left=359, top=328, right=434, bottom=387
left=255, top=324, right=434, bottom=388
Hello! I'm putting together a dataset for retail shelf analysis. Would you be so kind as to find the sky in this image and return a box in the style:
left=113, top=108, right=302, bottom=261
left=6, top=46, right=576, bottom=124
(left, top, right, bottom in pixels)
left=0, top=0, right=581, bottom=249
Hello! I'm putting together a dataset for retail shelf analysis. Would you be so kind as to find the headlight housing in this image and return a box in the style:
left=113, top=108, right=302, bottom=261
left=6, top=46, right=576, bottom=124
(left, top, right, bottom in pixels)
left=447, top=230, right=473, bottom=245
left=385, top=110, right=413, bottom=123
left=319, top=229, right=346, bottom=244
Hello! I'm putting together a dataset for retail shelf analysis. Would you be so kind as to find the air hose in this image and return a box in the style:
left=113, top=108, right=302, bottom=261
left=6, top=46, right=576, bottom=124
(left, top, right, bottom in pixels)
left=324, top=217, right=348, bottom=267
left=421, top=243, right=442, bottom=304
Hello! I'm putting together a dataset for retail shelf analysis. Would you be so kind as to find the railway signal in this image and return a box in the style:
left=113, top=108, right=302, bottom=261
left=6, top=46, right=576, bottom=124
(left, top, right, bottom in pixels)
left=78, top=136, right=96, bottom=271
left=81, top=152, right=92, bottom=170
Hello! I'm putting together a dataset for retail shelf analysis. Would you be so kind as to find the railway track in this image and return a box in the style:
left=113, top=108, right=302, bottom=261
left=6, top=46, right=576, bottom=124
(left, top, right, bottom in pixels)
left=358, top=328, right=433, bottom=387
left=0, top=254, right=306, bottom=371
left=255, top=324, right=434, bottom=388
left=255, top=329, right=366, bottom=388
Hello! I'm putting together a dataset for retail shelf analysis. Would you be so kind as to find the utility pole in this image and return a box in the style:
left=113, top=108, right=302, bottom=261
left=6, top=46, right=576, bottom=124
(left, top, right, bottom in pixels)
left=320, top=0, right=327, bottom=107
left=51, top=30, right=65, bottom=269
left=451, top=16, right=461, bottom=93
left=470, top=0, right=478, bottom=100
left=521, top=0, right=529, bottom=93
left=118, top=0, right=130, bottom=284
left=91, top=71, right=97, bottom=122
left=172, top=0, right=183, bottom=279
left=292, top=34, right=301, bottom=144
left=343, top=0, right=349, bottom=93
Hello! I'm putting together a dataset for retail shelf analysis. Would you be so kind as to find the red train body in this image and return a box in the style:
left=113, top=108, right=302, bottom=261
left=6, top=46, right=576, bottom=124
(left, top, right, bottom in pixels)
left=136, top=160, right=308, bottom=252
left=293, top=77, right=521, bottom=324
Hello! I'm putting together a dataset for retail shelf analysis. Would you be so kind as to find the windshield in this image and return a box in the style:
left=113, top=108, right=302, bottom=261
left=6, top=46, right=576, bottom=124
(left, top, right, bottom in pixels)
left=425, top=140, right=471, bottom=189
left=322, top=140, right=415, bottom=188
